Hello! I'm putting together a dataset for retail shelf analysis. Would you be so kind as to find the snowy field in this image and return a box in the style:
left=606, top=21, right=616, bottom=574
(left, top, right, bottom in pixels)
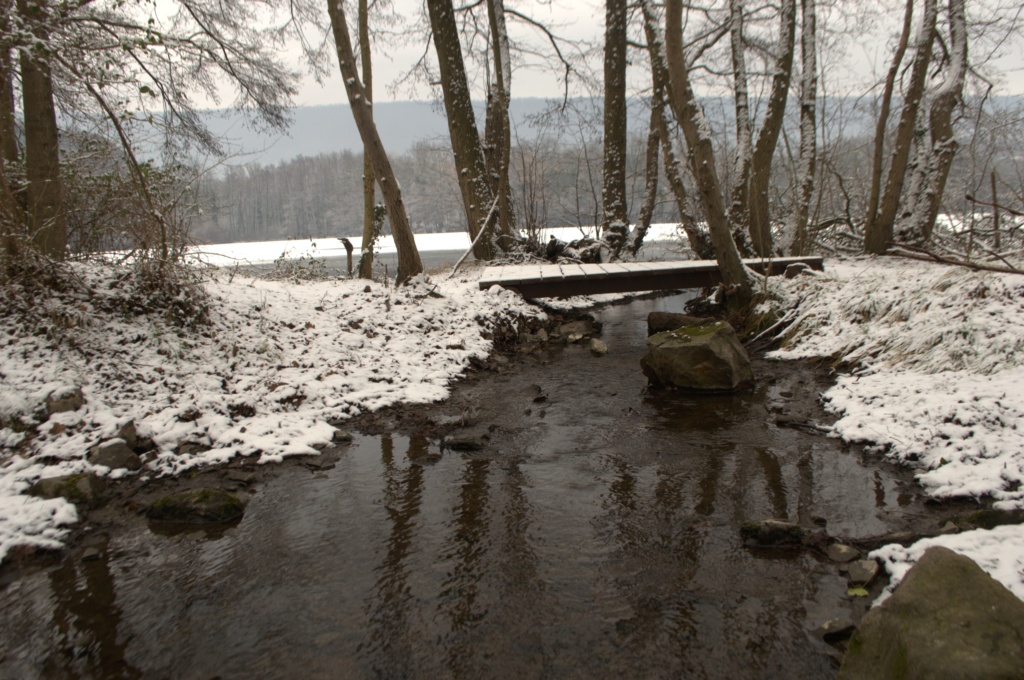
left=768, top=258, right=1024, bottom=601
left=1, top=247, right=1022, bottom=604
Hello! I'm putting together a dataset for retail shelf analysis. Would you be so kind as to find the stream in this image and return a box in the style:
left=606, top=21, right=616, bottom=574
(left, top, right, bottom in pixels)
left=0, top=295, right=952, bottom=679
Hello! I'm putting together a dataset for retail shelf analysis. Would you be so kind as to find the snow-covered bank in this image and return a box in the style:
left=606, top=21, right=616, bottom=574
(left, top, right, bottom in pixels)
left=0, top=265, right=542, bottom=562
left=768, top=257, right=1024, bottom=600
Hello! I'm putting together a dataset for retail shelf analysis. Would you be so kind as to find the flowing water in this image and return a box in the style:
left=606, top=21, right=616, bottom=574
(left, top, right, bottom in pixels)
left=0, top=296, right=947, bottom=679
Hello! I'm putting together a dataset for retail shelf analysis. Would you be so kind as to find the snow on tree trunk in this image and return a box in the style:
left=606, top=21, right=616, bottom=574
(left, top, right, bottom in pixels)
left=655, top=0, right=753, bottom=301
left=358, top=0, right=376, bottom=280
left=327, top=0, right=423, bottom=284
left=902, top=0, right=967, bottom=245
left=862, top=0, right=913, bottom=252
left=486, top=0, right=517, bottom=248
left=867, top=0, right=937, bottom=255
left=728, top=0, right=753, bottom=232
left=426, top=0, right=498, bottom=261
left=603, top=0, right=629, bottom=257
left=746, top=0, right=796, bottom=257
left=788, top=0, right=817, bottom=256
left=18, top=0, right=66, bottom=261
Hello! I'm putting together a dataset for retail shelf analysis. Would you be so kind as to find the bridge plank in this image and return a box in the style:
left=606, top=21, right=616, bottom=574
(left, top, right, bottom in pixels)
left=477, top=256, right=823, bottom=298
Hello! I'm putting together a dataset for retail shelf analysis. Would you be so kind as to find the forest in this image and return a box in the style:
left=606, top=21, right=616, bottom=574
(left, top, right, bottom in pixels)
left=1, top=0, right=1024, bottom=290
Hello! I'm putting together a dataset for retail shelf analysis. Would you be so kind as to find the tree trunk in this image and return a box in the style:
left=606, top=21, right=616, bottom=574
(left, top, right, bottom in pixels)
left=657, top=0, right=753, bottom=300
left=789, top=0, right=817, bottom=256
left=357, top=0, right=375, bottom=279
left=485, top=0, right=516, bottom=249
left=602, top=0, right=629, bottom=256
left=862, top=0, right=913, bottom=250
left=628, top=87, right=662, bottom=257
left=426, top=0, right=497, bottom=261
left=991, top=169, right=1000, bottom=251
left=746, top=0, right=797, bottom=257
left=327, top=0, right=422, bottom=284
left=728, top=0, right=753, bottom=230
left=867, top=0, right=937, bottom=254
left=639, top=5, right=712, bottom=260
left=903, top=0, right=967, bottom=244
left=18, top=0, right=65, bottom=260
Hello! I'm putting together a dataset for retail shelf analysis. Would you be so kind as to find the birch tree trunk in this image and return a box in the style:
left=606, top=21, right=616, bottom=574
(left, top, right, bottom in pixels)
left=629, top=87, right=662, bottom=256
left=327, top=0, right=423, bottom=284
left=656, top=0, right=753, bottom=300
left=426, top=0, right=497, bottom=261
left=746, top=0, right=797, bottom=257
left=485, top=0, right=516, bottom=248
left=728, top=0, right=753, bottom=230
left=788, top=0, right=817, bottom=256
left=866, top=0, right=937, bottom=254
left=357, top=0, right=375, bottom=279
left=18, top=0, right=65, bottom=260
left=903, top=0, right=967, bottom=244
left=862, top=0, right=913, bottom=249
left=603, top=0, right=629, bottom=256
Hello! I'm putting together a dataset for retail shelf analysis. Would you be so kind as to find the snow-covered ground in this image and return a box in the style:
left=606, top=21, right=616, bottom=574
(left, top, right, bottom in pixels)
left=768, top=257, right=1024, bottom=601
left=0, top=261, right=541, bottom=562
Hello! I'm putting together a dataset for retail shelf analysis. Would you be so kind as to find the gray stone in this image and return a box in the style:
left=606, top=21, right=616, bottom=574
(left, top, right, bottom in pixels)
left=590, top=339, right=608, bottom=356
left=558, top=320, right=596, bottom=338
left=45, top=387, right=85, bottom=416
left=147, top=488, right=245, bottom=523
left=176, top=441, right=211, bottom=456
left=740, top=519, right=806, bottom=547
left=117, top=420, right=138, bottom=448
left=89, top=439, right=143, bottom=471
left=29, top=473, right=107, bottom=507
left=939, top=520, right=960, bottom=535
left=535, top=328, right=549, bottom=343
left=839, top=546, right=1024, bottom=680
left=647, top=311, right=708, bottom=335
left=81, top=547, right=103, bottom=562
left=847, top=559, right=880, bottom=586
left=827, top=543, right=860, bottom=563
left=641, top=321, right=755, bottom=392
left=332, top=429, right=354, bottom=443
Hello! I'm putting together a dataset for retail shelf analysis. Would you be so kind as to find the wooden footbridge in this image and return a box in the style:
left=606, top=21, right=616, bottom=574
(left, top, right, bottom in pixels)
left=478, top=256, right=823, bottom=298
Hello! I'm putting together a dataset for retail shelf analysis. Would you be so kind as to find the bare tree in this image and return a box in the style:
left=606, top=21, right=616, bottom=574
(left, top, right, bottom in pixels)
left=788, top=0, right=817, bottom=256
left=603, top=0, right=629, bottom=256
left=485, top=0, right=516, bottom=246
left=426, top=0, right=498, bottom=260
left=18, top=0, right=65, bottom=260
left=358, top=0, right=376, bottom=279
left=327, top=0, right=422, bottom=284
left=866, top=0, right=938, bottom=254
left=651, top=0, right=754, bottom=302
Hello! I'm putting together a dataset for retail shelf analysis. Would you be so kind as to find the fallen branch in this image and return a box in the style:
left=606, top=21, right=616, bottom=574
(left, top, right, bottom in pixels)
left=449, top=194, right=501, bottom=279
left=889, top=243, right=1024, bottom=276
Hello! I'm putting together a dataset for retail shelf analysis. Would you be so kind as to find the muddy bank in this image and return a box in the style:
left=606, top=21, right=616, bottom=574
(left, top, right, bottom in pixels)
left=0, top=294, right=980, bottom=679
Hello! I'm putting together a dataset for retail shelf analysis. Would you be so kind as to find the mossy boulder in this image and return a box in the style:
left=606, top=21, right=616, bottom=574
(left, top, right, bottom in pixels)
left=641, top=321, right=754, bottom=392
left=29, top=473, right=107, bottom=508
left=839, top=546, right=1024, bottom=680
left=147, top=487, right=245, bottom=524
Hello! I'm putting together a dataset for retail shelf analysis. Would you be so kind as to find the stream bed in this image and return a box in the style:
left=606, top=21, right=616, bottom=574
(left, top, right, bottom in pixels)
left=0, top=295, right=955, bottom=679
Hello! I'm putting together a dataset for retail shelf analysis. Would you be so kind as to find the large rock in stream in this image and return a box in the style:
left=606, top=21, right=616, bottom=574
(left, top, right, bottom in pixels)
left=839, top=546, right=1024, bottom=680
left=640, top=321, right=754, bottom=392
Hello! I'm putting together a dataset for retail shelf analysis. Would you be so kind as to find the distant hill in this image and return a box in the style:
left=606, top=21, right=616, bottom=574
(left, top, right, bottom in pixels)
left=201, top=98, right=608, bottom=166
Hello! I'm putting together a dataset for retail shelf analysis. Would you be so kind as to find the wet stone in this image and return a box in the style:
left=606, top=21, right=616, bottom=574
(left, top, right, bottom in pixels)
left=29, top=473, right=107, bottom=507
left=176, top=441, right=211, bottom=456
left=590, top=339, right=608, bottom=356
left=815, top=617, right=856, bottom=643
left=826, top=543, right=860, bottom=563
left=558, top=320, right=597, bottom=339
left=117, top=420, right=139, bottom=448
left=147, top=488, right=245, bottom=524
left=332, top=429, right=354, bottom=444
left=449, top=433, right=487, bottom=452
left=741, top=519, right=806, bottom=547
left=847, top=559, right=880, bottom=586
